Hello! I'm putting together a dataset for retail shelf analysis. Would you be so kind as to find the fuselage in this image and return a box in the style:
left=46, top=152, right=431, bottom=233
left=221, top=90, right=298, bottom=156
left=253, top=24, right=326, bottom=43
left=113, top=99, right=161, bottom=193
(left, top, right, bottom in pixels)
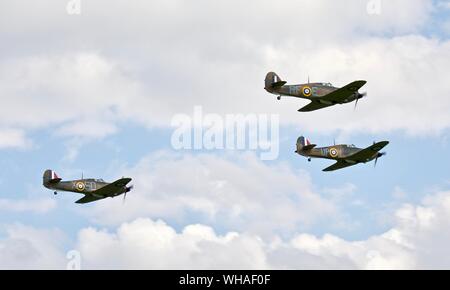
left=266, top=83, right=359, bottom=104
left=298, top=144, right=377, bottom=162
left=44, top=179, right=115, bottom=195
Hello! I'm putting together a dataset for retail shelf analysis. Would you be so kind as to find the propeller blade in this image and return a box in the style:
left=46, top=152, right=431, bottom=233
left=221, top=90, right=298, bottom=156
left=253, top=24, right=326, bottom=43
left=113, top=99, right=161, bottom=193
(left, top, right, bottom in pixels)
left=353, top=92, right=367, bottom=110
left=354, top=92, right=367, bottom=110
left=122, top=185, right=133, bottom=204
left=374, top=152, right=386, bottom=168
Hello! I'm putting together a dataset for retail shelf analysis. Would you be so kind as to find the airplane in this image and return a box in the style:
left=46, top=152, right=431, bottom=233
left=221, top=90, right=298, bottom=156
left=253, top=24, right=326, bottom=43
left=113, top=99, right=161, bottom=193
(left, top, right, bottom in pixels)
left=42, top=169, right=133, bottom=204
left=295, top=136, right=389, bottom=171
left=264, top=72, right=367, bottom=112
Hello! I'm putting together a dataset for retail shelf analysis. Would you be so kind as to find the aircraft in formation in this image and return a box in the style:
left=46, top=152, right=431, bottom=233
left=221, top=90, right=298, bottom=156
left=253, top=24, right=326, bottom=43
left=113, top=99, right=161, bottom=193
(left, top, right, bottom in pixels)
left=264, top=72, right=367, bottom=112
left=41, top=71, right=389, bottom=203
left=295, top=136, right=389, bottom=172
left=43, top=169, right=133, bottom=204
left=264, top=71, right=389, bottom=171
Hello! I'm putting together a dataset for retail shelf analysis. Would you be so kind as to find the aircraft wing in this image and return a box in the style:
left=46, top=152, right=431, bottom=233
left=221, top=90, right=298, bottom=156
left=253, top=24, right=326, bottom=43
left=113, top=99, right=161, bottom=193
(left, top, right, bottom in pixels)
left=298, top=101, right=333, bottom=112
left=345, top=141, right=389, bottom=163
left=322, top=161, right=356, bottom=172
left=323, top=141, right=389, bottom=172
left=91, top=177, right=132, bottom=197
left=75, top=194, right=105, bottom=204
left=298, top=80, right=366, bottom=112
left=320, top=80, right=367, bottom=103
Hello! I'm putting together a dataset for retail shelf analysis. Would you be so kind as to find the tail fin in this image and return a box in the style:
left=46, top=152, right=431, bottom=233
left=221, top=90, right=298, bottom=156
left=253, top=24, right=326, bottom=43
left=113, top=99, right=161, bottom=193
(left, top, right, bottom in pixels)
left=264, top=72, right=287, bottom=92
left=296, top=136, right=316, bottom=152
left=43, top=169, right=61, bottom=186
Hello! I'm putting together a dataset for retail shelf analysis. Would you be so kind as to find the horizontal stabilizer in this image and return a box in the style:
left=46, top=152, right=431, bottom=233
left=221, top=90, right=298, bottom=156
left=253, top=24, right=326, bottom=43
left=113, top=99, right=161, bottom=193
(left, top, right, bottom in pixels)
left=271, top=81, right=287, bottom=88
left=48, top=178, right=62, bottom=184
left=302, top=144, right=316, bottom=150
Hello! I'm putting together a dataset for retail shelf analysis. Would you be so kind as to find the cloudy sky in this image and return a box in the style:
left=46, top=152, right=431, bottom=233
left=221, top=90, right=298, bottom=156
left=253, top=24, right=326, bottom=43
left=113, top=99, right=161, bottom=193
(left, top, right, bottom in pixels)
left=0, top=0, right=450, bottom=269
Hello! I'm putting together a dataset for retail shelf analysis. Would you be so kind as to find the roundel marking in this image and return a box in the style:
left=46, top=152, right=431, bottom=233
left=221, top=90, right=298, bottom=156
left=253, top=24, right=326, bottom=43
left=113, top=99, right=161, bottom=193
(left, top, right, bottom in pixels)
left=329, top=147, right=338, bottom=158
left=302, top=86, right=312, bottom=97
left=75, top=181, right=85, bottom=191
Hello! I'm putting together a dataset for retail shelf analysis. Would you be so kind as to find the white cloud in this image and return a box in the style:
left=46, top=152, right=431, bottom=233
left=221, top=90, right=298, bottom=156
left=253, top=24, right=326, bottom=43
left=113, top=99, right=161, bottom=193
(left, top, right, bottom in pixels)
left=0, top=0, right=433, bottom=41
left=0, top=197, right=56, bottom=213
left=76, top=218, right=268, bottom=269
left=3, top=35, right=449, bottom=144
left=271, top=35, right=450, bottom=135
left=76, top=190, right=450, bottom=269
left=0, top=0, right=446, bottom=150
left=0, top=224, right=66, bottom=269
left=85, top=152, right=339, bottom=237
left=2, top=190, right=450, bottom=269
left=0, top=128, right=30, bottom=149
left=0, top=0, right=448, bottom=270
left=0, top=53, right=140, bottom=138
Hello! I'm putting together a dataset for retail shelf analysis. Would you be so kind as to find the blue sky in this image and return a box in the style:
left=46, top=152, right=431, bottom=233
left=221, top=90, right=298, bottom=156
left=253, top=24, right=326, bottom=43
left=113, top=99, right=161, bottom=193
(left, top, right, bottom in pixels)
left=2, top=124, right=449, bottom=241
left=0, top=0, right=450, bottom=269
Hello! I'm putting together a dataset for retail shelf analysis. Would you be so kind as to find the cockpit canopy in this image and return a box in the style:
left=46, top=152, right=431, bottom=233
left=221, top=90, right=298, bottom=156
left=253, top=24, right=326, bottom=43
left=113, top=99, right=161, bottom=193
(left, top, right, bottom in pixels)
left=95, top=179, right=105, bottom=182
left=321, top=82, right=333, bottom=87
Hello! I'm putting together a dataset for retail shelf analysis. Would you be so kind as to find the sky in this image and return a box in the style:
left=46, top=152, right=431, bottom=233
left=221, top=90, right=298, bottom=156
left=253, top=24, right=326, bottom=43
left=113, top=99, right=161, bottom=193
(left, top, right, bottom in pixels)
left=0, top=0, right=450, bottom=269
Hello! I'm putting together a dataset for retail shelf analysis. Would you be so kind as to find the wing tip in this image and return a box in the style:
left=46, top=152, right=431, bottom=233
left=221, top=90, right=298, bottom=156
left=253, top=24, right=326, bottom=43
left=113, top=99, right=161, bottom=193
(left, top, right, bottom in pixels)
left=298, top=105, right=315, bottom=112
left=75, top=198, right=85, bottom=204
left=354, top=80, right=367, bottom=86
left=374, top=140, right=390, bottom=147
left=75, top=194, right=105, bottom=204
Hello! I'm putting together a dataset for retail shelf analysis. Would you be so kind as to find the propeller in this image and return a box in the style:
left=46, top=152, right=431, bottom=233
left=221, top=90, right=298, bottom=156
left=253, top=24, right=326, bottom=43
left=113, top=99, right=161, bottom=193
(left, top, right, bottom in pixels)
left=122, top=185, right=134, bottom=204
left=354, top=92, right=367, bottom=110
left=374, top=152, right=387, bottom=167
